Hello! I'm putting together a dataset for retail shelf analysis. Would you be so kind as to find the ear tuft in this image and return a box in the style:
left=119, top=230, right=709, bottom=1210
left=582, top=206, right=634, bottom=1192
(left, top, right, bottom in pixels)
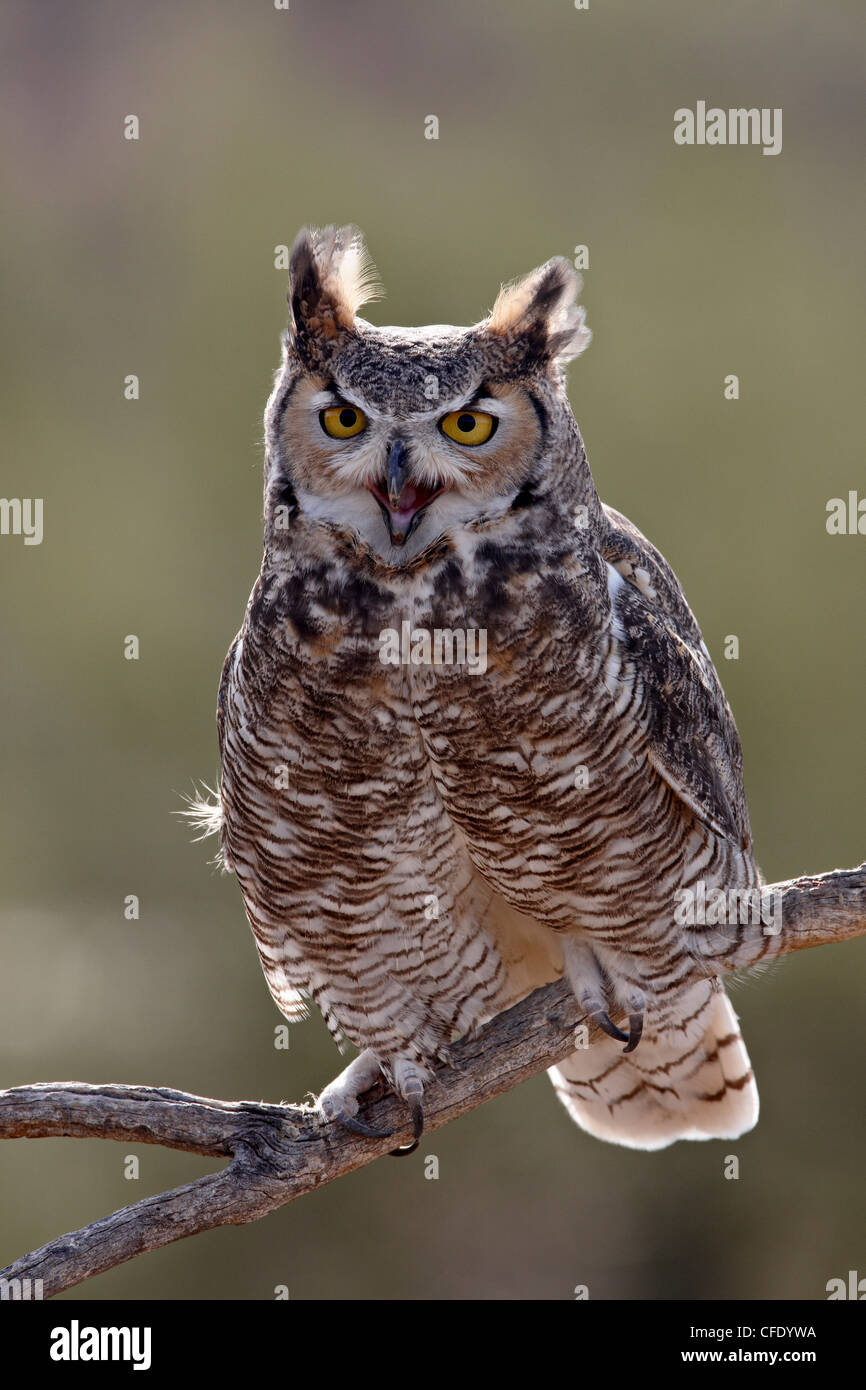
left=487, top=256, right=591, bottom=367
left=288, top=225, right=383, bottom=368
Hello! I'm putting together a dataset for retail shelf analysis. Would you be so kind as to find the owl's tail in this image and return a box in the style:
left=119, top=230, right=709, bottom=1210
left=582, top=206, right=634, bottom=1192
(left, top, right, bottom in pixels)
left=548, top=978, right=758, bottom=1150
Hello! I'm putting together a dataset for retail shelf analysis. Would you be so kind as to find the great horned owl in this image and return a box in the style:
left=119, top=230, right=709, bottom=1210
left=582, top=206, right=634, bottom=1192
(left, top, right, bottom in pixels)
left=213, top=225, right=762, bottom=1153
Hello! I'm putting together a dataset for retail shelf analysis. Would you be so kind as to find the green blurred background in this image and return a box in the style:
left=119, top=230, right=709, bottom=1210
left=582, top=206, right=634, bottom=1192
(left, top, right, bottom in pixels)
left=1, top=0, right=864, bottom=1300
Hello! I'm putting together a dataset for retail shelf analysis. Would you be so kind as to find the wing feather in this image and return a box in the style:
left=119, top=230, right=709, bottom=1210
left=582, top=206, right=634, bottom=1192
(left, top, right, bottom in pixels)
left=601, top=505, right=752, bottom=852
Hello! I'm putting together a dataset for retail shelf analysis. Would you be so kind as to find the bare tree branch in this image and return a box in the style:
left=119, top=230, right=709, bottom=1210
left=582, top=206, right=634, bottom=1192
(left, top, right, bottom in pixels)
left=753, top=863, right=866, bottom=952
left=1, top=861, right=863, bottom=1299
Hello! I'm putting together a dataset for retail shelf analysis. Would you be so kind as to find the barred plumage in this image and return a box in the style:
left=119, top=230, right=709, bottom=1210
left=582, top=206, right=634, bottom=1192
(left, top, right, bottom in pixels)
left=214, top=226, right=764, bottom=1150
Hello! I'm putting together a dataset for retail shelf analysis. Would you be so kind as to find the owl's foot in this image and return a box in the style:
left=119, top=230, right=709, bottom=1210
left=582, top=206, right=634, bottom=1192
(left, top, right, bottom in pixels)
left=562, top=939, right=646, bottom=1054
left=388, top=1058, right=429, bottom=1157
left=316, top=1050, right=431, bottom=1151
left=316, top=1048, right=395, bottom=1141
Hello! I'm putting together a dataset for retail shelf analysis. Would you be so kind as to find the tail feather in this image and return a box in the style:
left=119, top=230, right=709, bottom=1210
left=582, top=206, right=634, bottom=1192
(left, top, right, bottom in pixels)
left=549, top=979, right=758, bottom=1150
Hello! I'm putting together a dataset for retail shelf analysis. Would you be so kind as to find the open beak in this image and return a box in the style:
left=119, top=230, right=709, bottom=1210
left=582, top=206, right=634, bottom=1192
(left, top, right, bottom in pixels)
left=368, top=438, right=447, bottom=546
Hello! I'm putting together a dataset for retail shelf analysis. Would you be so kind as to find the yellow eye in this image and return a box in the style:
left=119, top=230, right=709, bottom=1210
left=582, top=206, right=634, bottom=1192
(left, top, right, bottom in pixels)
left=439, top=409, right=497, bottom=446
left=320, top=404, right=367, bottom=439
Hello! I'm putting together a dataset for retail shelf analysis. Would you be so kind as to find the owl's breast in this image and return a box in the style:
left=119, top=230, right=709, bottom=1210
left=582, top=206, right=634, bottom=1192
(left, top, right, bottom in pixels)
left=219, top=561, right=483, bottom=930
left=401, top=541, right=702, bottom=930
left=218, top=558, right=520, bottom=1049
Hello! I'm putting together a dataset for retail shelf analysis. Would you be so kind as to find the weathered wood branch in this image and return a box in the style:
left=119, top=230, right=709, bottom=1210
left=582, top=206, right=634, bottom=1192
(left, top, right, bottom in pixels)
left=1, top=861, right=863, bottom=1299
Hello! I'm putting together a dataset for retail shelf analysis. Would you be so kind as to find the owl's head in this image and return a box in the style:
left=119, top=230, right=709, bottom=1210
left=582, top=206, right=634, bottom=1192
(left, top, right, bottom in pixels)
left=264, top=226, right=591, bottom=567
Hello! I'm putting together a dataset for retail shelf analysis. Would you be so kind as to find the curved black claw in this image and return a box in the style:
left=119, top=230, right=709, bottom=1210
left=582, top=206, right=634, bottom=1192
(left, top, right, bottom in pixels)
left=389, top=1091, right=424, bottom=1157
left=591, top=1009, right=630, bottom=1045
left=623, top=1012, right=644, bottom=1054
left=334, top=1111, right=395, bottom=1141
left=389, top=1137, right=420, bottom=1157
left=407, top=1090, right=424, bottom=1140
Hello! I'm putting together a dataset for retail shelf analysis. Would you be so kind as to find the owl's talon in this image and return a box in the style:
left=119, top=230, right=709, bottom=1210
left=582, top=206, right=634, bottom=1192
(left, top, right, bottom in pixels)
left=388, top=1060, right=427, bottom=1156
left=319, top=1095, right=394, bottom=1141
left=623, top=1013, right=644, bottom=1053
left=388, top=1096, right=423, bottom=1156
left=591, top=1010, right=630, bottom=1045
left=407, top=1089, right=424, bottom=1140
left=389, top=1138, right=420, bottom=1157
left=317, top=1048, right=395, bottom=1141
left=334, top=1111, right=395, bottom=1141
left=622, top=989, right=646, bottom=1053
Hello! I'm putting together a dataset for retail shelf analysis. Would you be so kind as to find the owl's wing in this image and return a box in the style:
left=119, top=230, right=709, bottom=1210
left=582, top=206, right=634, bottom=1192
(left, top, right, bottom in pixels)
left=600, top=504, right=752, bottom=852
left=216, top=631, right=242, bottom=763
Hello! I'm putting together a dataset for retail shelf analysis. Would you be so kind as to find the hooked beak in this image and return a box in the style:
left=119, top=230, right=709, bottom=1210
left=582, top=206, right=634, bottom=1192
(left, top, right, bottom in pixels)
left=369, top=438, right=447, bottom=547
left=386, top=437, right=410, bottom=511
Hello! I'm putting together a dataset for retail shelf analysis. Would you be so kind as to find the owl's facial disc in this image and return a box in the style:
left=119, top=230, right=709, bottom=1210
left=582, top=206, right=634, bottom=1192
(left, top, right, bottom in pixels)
left=274, top=372, right=548, bottom=565
left=367, top=438, right=448, bottom=546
